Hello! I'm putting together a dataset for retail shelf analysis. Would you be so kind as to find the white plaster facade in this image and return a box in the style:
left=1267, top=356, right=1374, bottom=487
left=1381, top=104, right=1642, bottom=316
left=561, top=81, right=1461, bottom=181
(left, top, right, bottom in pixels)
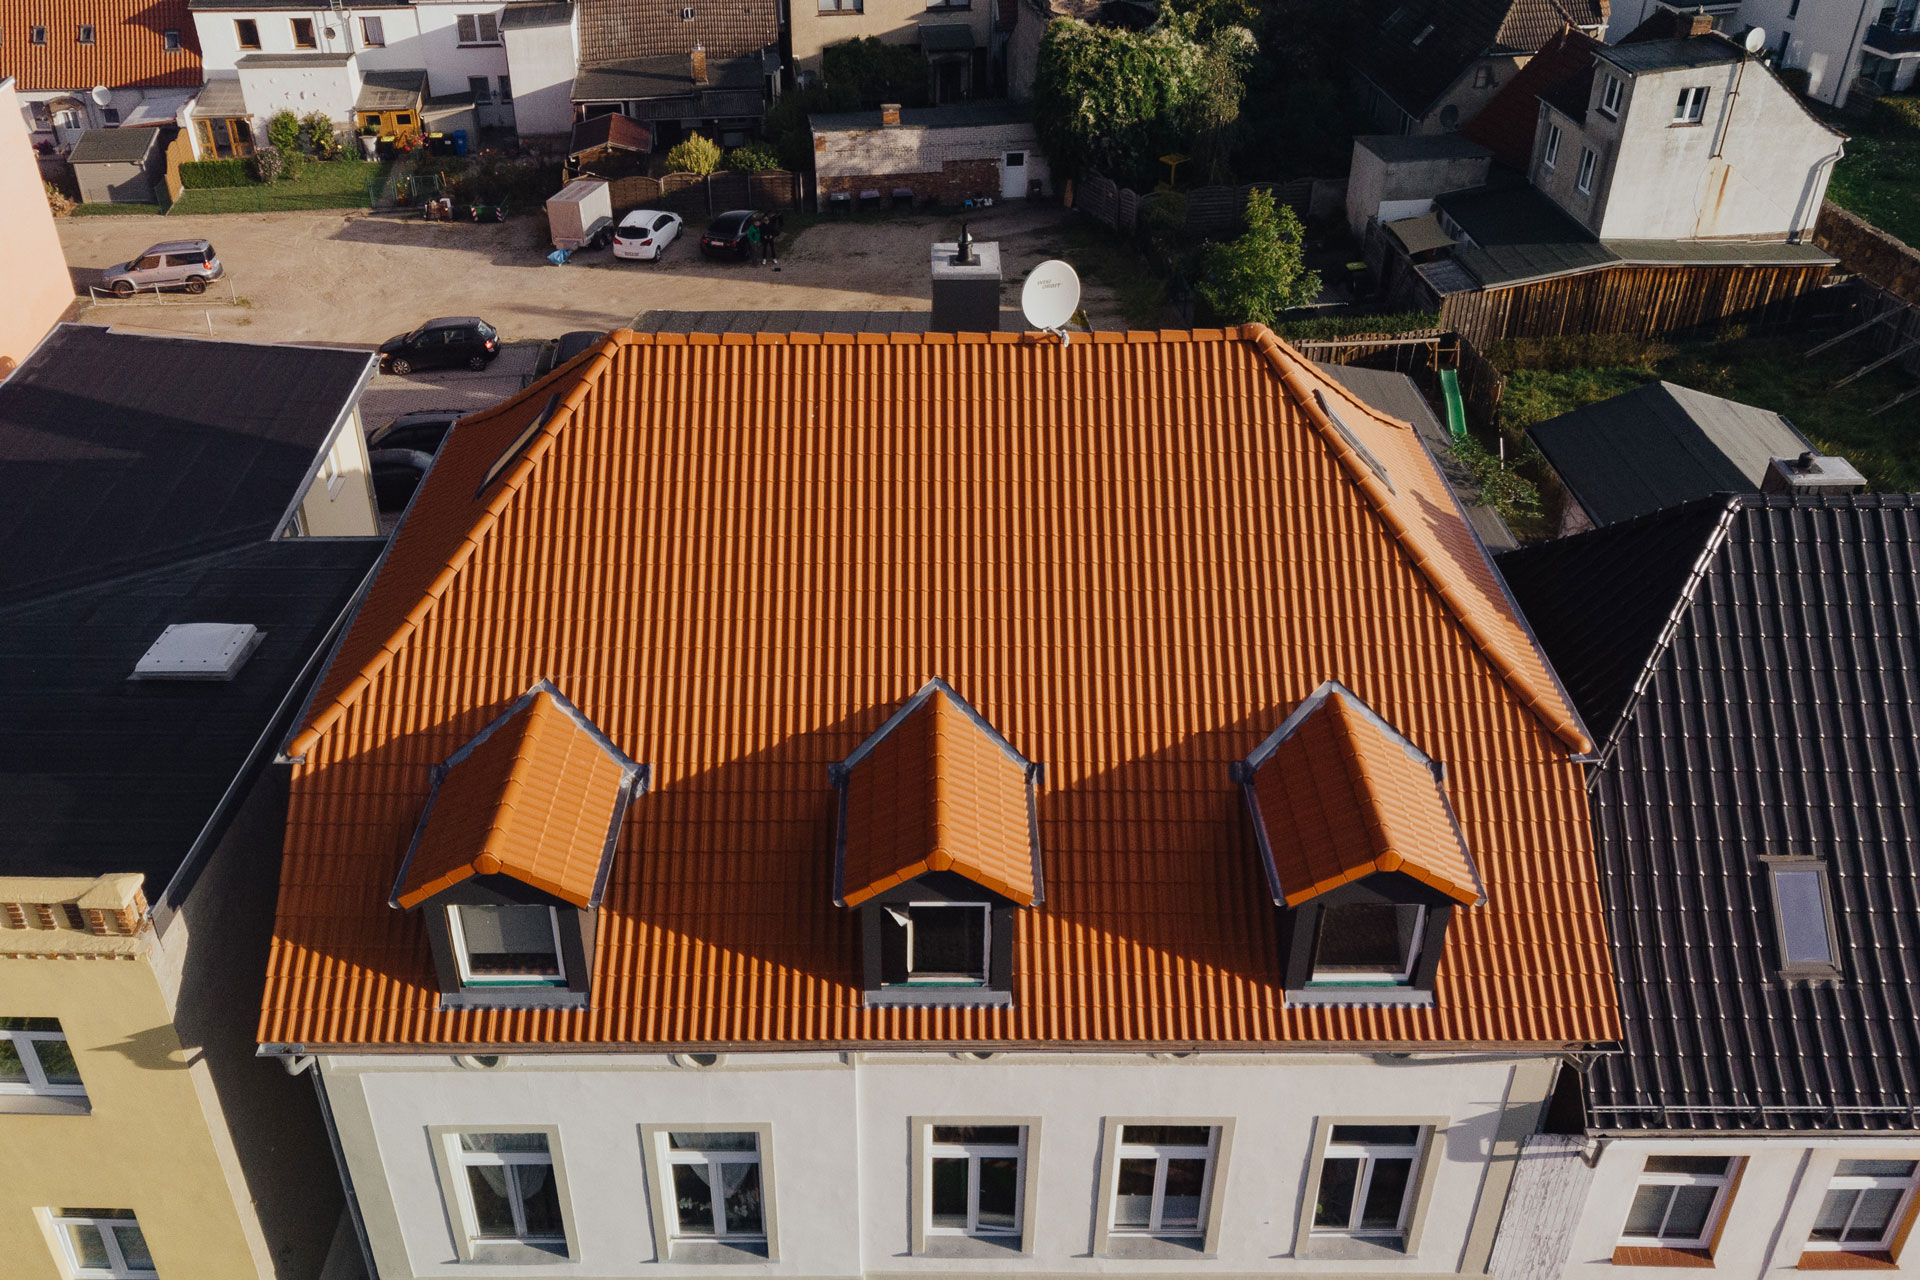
left=1605, top=0, right=1920, bottom=106
left=501, top=11, right=577, bottom=137
left=317, top=1049, right=1560, bottom=1279
left=1492, top=1134, right=1920, bottom=1277
left=1528, top=45, right=1844, bottom=241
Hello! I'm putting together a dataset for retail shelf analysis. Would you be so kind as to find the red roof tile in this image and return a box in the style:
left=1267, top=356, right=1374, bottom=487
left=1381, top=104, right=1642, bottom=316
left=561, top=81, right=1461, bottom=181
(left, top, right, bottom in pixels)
left=1463, top=27, right=1604, bottom=170
left=1244, top=684, right=1483, bottom=908
left=263, top=326, right=1615, bottom=1050
left=2, top=0, right=201, bottom=92
left=838, top=681, right=1039, bottom=908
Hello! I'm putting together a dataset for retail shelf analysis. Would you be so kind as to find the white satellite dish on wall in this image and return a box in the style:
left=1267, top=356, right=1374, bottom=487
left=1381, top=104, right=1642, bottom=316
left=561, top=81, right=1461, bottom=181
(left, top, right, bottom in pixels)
left=89, top=85, right=112, bottom=107
left=1743, top=26, right=1767, bottom=54
left=1022, top=260, right=1081, bottom=344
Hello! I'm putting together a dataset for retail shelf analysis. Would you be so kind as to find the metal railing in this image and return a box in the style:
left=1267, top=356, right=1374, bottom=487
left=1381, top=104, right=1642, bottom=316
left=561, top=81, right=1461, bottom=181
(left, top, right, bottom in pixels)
left=87, top=275, right=241, bottom=307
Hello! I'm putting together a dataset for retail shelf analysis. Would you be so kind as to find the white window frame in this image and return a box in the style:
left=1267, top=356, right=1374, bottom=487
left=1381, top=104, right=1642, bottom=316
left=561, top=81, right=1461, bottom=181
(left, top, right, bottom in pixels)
left=447, top=1133, right=566, bottom=1247
left=1543, top=123, right=1561, bottom=170
left=1804, top=1159, right=1920, bottom=1253
left=1598, top=73, right=1623, bottom=117
left=890, top=902, right=990, bottom=985
left=1576, top=147, right=1597, bottom=194
left=1674, top=85, right=1709, bottom=123
left=457, top=12, right=503, bottom=45
left=50, top=1211, right=155, bottom=1280
left=290, top=16, right=316, bottom=47
left=0, top=1020, right=85, bottom=1097
left=446, top=904, right=566, bottom=987
left=1109, top=1125, right=1219, bottom=1237
left=1312, top=1127, right=1423, bottom=1238
left=659, top=1131, right=768, bottom=1242
left=1308, top=903, right=1426, bottom=986
left=1618, top=1157, right=1737, bottom=1248
left=926, top=1125, right=1026, bottom=1238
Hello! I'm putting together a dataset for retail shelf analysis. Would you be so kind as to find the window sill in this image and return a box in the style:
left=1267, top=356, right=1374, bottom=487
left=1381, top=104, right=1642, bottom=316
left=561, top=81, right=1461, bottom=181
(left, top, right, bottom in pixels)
left=1285, top=985, right=1433, bottom=1007
left=815, top=8, right=868, bottom=14
left=1669, top=121, right=1705, bottom=128
left=1299, top=1232, right=1409, bottom=1261
left=918, top=1234, right=1024, bottom=1259
left=457, top=41, right=504, bottom=47
left=1611, top=1245, right=1715, bottom=1268
left=1102, top=1234, right=1211, bottom=1260
left=439, top=988, right=588, bottom=1011
left=0, top=1093, right=90, bottom=1116
left=864, top=987, right=1012, bottom=1008
left=667, top=1239, right=770, bottom=1264
left=470, top=1240, right=570, bottom=1264
left=1798, top=1252, right=1897, bottom=1271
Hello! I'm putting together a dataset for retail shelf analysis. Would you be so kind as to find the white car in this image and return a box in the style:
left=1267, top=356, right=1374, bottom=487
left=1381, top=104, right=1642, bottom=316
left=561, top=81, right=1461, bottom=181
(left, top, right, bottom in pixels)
left=612, top=209, right=683, bottom=261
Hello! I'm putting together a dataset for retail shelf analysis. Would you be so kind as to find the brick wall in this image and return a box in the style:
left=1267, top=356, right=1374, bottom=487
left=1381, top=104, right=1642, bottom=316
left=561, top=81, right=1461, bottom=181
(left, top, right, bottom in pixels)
left=821, top=157, right=1002, bottom=204
left=1815, top=200, right=1920, bottom=304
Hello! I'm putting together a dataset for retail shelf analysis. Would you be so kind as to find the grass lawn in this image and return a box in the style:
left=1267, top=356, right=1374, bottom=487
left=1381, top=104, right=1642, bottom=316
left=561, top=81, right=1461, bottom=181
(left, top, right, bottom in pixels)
left=71, top=202, right=165, bottom=216
left=170, top=160, right=391, bottom=216
left=1826, top=126, right=1920, bottom=249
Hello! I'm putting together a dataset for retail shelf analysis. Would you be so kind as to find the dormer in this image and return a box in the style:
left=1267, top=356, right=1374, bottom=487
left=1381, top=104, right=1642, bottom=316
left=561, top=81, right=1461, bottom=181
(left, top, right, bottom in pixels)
left=1233, top=682, right=1485, bottom=1006
left=390, top=680, right=647, bottom=1011
left=830, top=679, right=1042, bottom=1008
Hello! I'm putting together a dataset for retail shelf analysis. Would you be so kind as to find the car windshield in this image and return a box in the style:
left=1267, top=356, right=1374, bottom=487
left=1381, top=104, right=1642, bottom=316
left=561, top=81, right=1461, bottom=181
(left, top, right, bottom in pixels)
left=712, top=214, right=746, bottom=233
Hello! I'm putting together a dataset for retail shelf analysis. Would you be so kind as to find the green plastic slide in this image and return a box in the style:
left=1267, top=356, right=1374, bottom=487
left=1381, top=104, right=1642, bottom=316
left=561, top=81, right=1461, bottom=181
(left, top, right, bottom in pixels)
left=1439, top=368, right=1467, bottom=441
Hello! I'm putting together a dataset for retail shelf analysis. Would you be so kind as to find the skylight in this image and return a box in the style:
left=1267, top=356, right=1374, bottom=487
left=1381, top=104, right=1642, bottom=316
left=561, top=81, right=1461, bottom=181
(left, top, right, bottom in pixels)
left=1768, top=861, right=1838, bottom=976
left=130, top=623, right=263, bottom=681
left=479, top=393, right=561, bottom=494
left=1411, top=23, right=1434, bottom=45
left=1315, top=391, right=1396, bottom=494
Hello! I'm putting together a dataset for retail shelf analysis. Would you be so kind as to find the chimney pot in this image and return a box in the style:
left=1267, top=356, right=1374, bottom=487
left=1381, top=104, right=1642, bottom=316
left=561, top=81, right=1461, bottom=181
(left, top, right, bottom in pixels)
left=880, top=103, right=901, bottom=127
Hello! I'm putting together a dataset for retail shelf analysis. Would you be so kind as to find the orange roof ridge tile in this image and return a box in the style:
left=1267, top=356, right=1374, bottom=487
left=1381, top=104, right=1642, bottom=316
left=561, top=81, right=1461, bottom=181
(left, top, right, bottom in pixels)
left=1241, top=324, right=1592, bottom=756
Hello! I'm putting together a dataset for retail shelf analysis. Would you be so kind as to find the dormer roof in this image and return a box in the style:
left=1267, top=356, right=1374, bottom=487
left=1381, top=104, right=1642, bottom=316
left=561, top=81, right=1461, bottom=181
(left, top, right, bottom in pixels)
left=833, top=679, right=1041, bottom=909
left=1239, top=683, right=1484, bottom=909
left=391, top=681, right=645, bottom=910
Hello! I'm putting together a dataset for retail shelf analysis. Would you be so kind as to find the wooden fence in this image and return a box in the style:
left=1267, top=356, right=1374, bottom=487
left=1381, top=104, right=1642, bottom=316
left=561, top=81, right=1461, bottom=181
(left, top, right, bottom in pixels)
left=1286, top=329, right=1507, bottom=429
left=159, top=125, right=195, bottom=206
left=605, top=169, right=801, bottom=218
left=1079, top=174, right=1318, bottom=238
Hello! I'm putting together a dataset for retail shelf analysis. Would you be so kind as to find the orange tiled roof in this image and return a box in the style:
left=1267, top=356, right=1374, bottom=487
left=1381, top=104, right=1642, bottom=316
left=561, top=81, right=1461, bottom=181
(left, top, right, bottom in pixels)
left=263, top=326, right=1614, bottom=1049
left=1242, top=684, right=1484, bottom=909
left=2, top=0, right=202, bottom=92
left=392, top=683, right=644, bottom=910
left=837, top=680, right=1040, bottom=908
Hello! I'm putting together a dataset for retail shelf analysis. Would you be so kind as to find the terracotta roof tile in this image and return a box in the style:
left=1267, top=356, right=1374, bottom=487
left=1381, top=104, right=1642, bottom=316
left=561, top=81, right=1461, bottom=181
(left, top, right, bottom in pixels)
left=264, top=326, right=1616, bottom=1050
left=576, top=0, right=775, bottom=64
left=2, top=0, right=202, bottom=91
left=838, top=681, right=1039, bottom=908
left=1243, top=684, right=1484, bottom=908
left=393, top=684, right=642, bottom=910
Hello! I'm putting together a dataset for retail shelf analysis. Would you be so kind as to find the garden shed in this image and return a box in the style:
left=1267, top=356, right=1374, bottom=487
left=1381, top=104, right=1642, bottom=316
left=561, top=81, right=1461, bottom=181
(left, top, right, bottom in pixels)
left=69, top=126, right=169, bottom=204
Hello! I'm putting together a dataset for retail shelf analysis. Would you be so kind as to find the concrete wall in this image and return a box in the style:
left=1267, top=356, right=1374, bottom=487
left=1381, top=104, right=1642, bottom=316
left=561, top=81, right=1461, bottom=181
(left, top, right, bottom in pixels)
left=410, top=2, right=513, bottom=101
left=815, top=119, right=1048, bottom=199
left=74, top=155, right=157, bottom=204
left=1505, top=1135, right=1920, bottom=1278
left=1006, top=0, right=1049, bottom=102
left=504, top=18, right=578, bottom=139
left=322, top=1047, right=1557, bottom=1280
left=1346, top=138, right=1493, bottom=240
left=1415, top=55, right=1529, bottom=135
left=237, top=58, right=365, bottom=125
left=0, top=80, right=72, bottom=373
left=791, top=0, right=995, bottom=79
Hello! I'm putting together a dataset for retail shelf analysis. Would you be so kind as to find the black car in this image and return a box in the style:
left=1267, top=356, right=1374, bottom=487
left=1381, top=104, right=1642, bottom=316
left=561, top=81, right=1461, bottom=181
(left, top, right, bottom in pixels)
left=370, top=448, right=434, bottom=514
left=699, top=210, right=763, bottom=261
left=379, top=317, right=500, bottom=375
left=368, top=408, right=464, bottom=454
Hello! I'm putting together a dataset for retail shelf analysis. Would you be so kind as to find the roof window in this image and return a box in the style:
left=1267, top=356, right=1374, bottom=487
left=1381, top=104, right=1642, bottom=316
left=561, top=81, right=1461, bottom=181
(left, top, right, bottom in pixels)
left=164, top=28, right=180, bottom=51
left=1315, top=391, right=1395, bottom=494
left=30, top=25, right=47, bottom=44
left=130, top=623, right=263, bottom=681
left=1765, top=859, right=1839, bottom=978
left=76, top=24, right=94, bottom=43
left=1410, top=22, right=1434, bottom=44
left=480, top=392, right=560, bottom=493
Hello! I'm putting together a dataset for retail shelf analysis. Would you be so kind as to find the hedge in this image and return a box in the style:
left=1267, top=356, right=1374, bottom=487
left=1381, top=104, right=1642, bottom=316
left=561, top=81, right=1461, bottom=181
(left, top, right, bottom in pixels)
left=179, top=158, right=253, bottom=188
left=1272, top=310, right=1442, bottom=341
left=1871, top=93, right=1920, bottom=135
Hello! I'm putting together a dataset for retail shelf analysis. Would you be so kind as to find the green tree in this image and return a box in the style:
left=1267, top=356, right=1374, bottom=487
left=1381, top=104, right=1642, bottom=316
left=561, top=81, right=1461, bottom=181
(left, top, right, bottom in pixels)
left=664, top=133, right=722, bottom=176
left=821, top=37, right=928, bottom=107
left=1193, top=188, right=1320, bottom=325
left=266, top=110, right=302, bottom=155
left=726, top=141, right=780, bottom=172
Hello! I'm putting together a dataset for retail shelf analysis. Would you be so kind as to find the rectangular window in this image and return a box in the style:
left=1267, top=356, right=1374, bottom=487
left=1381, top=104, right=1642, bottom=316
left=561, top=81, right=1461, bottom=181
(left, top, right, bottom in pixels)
left=234, top=18, right=259, bottom=48
left=1410, top=22, right=1434, bottom=44
left=451, top=1133, right=566, bottom=1246
left=457, top=13, right=502, bottom=44
left=51, top=1210, right=155, bottom=1279
left=1768, top=861, right=1838, bottom=975
left=1111, top=1125, right=1218, bottom=1237
left=77, top=25, right=95, bottom=43
left=163, top=28, right=180, bottom=50
left=291, top=17, right=316, bottom=47
left=818, top=0, right=864, bottom=10
left=1674, top=85, right=1710, bottom=123
left=394, top=112, right=414, bottom=127
left=1310, top=903, right=1425, bottom=985
left=0, top=1018, right=85, bottom=1097
left=102, top=106, right=120, bottom=124
left=1599, top=73, right=1623, bottom=117
left=469, top=75, right=493, bottom=104
left=1807, top=1159, right=1920, bottom=1252
left=663, top=1132, right=766, bottom=1241
left=1543, top=123, right=1562, bottom=170
left=882, top=903, right=990, bottom=986
left=1576, top=146, right=1597, bottom=194
left=928, top=1126, right=1025, bottom=1237
left=1473, top=65, right=1494, bottom=89
left=360, top=15, right=385, bottom=45
left=30, top=24, right=47, bottom=43
left=1313, top=1125, right=1422, bottom=1237
left=1620, top=1155, right=1737, bottom=1247
left=448, top=904, right=564, bottom=986
left=497, top=75, right=512, bottom=103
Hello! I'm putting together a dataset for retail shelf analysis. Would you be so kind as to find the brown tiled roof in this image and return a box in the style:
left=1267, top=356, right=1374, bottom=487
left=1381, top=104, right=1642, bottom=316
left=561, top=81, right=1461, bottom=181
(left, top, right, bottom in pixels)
left=2, top=0, right=202, bottom=91
left=1354, top=0, right=1599, bottom=119
left=1463, top=27, right=1603, bottom=169
left=1244, top=685, right=1483, bottom=908
left=263, top=327, right=1613, bottom=1050
left=392, top=685, right=642, bottom=910
left=575, top=0, right=775, bottom=65
left=838, top=682, right=1039, bottom=909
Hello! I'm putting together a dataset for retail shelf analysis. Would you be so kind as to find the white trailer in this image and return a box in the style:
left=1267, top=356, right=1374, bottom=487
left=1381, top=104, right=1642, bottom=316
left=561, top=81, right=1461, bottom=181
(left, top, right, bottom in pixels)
left=547, top=177, right=613, bottom=252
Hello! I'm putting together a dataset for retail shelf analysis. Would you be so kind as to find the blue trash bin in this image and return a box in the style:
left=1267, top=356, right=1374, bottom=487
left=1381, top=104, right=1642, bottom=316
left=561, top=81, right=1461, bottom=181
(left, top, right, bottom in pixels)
left=453, top=129, right=468, bottom=157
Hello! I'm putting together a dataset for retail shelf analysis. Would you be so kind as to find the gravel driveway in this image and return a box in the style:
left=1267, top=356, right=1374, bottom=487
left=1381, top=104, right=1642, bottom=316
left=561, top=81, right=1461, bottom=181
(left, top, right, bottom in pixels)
left=54, top=202, right=1125, bottom=347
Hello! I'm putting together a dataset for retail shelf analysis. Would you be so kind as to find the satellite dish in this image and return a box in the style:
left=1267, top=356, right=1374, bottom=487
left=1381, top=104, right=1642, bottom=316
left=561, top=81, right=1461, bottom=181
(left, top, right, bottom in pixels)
left=89, top=85, right=112, bottom=107
left=1744, top=26, right=1767, bottom=54
left=1021, top=260, right=1081, bottom=340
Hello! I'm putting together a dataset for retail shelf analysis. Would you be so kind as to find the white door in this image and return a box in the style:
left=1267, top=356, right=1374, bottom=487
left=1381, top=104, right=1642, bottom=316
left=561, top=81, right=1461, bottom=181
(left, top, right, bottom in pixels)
left=1001, top=150, right=1027, bottom=199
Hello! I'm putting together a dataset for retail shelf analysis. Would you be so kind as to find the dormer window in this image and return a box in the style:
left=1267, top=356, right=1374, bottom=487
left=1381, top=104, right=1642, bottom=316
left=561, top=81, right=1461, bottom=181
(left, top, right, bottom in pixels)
left=389, top=680, right=646, bottom=1010
left=831, top=679, right=1042, bottom=1008
left=1233, top=681, right=1484, bottom=1006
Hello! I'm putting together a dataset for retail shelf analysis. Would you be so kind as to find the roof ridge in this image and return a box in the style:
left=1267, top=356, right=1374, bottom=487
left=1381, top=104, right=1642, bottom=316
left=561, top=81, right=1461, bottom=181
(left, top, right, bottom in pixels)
left=285, top=337, right=624, bottom=758
left=1242, top=324, right=1592, bottom=754
left=482, top=698, right=549, bottom=868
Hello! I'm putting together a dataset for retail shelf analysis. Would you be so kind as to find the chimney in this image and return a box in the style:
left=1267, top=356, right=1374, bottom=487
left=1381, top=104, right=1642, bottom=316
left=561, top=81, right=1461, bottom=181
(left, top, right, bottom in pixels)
left=930, top=229, right=1001, bottom=334
left=691, top=42, right=708, bottom=86
left=1687, top=11, right=1714, bottom=35
left=1761, top=450, right=1866, bottom=495
left=880, top=103, right=901, bottom=127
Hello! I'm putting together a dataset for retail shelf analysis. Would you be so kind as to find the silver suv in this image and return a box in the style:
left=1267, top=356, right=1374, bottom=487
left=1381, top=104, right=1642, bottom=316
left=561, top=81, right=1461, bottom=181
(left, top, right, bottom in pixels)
left=101, top=240, right=224, bottom=296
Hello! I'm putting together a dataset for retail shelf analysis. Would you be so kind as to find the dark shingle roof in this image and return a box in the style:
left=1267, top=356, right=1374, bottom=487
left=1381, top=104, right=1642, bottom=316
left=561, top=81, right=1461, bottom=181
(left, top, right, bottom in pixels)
left=570, top=51, right=761, bottom=102
left=68, top=126, right=163, bottom=163
left=1352, top=0, right=1597, bottom=121
left=0, top=325, right=375, bottom=603
left=1528, top=380, right=1815, bottom=526
left=1599, top=34, right=1743, bottom=73
left=503, top=0, right=573, bottom=28
left=811, top=100, right=1031, bottom=132
left=576, top=0, right=775, bottom=64
left=1462, top=27, right=1603, bottom=169
left=1501, top=495, right=1920, bottom=1132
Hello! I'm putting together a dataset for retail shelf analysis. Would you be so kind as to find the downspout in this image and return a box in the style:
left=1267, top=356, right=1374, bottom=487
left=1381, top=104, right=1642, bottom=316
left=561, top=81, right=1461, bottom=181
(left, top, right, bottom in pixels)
left=310, top=1059, right=379, bottom=1280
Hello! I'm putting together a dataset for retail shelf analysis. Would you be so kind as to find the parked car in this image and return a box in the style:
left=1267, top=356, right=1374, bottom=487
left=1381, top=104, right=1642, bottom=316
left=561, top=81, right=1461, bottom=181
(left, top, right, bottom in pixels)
left=532, top=331, right=607, bottom=379
left=699, top=210, right=765, bottom=261
left=613, top=209, right=683, bottom=261
left=368, top=409, right=464, bottom=454
left=379, top=317, right=500, bottom=375
left=101, top=240, right=223, bottom=297
left=370, top=448, right=434, bottom=514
